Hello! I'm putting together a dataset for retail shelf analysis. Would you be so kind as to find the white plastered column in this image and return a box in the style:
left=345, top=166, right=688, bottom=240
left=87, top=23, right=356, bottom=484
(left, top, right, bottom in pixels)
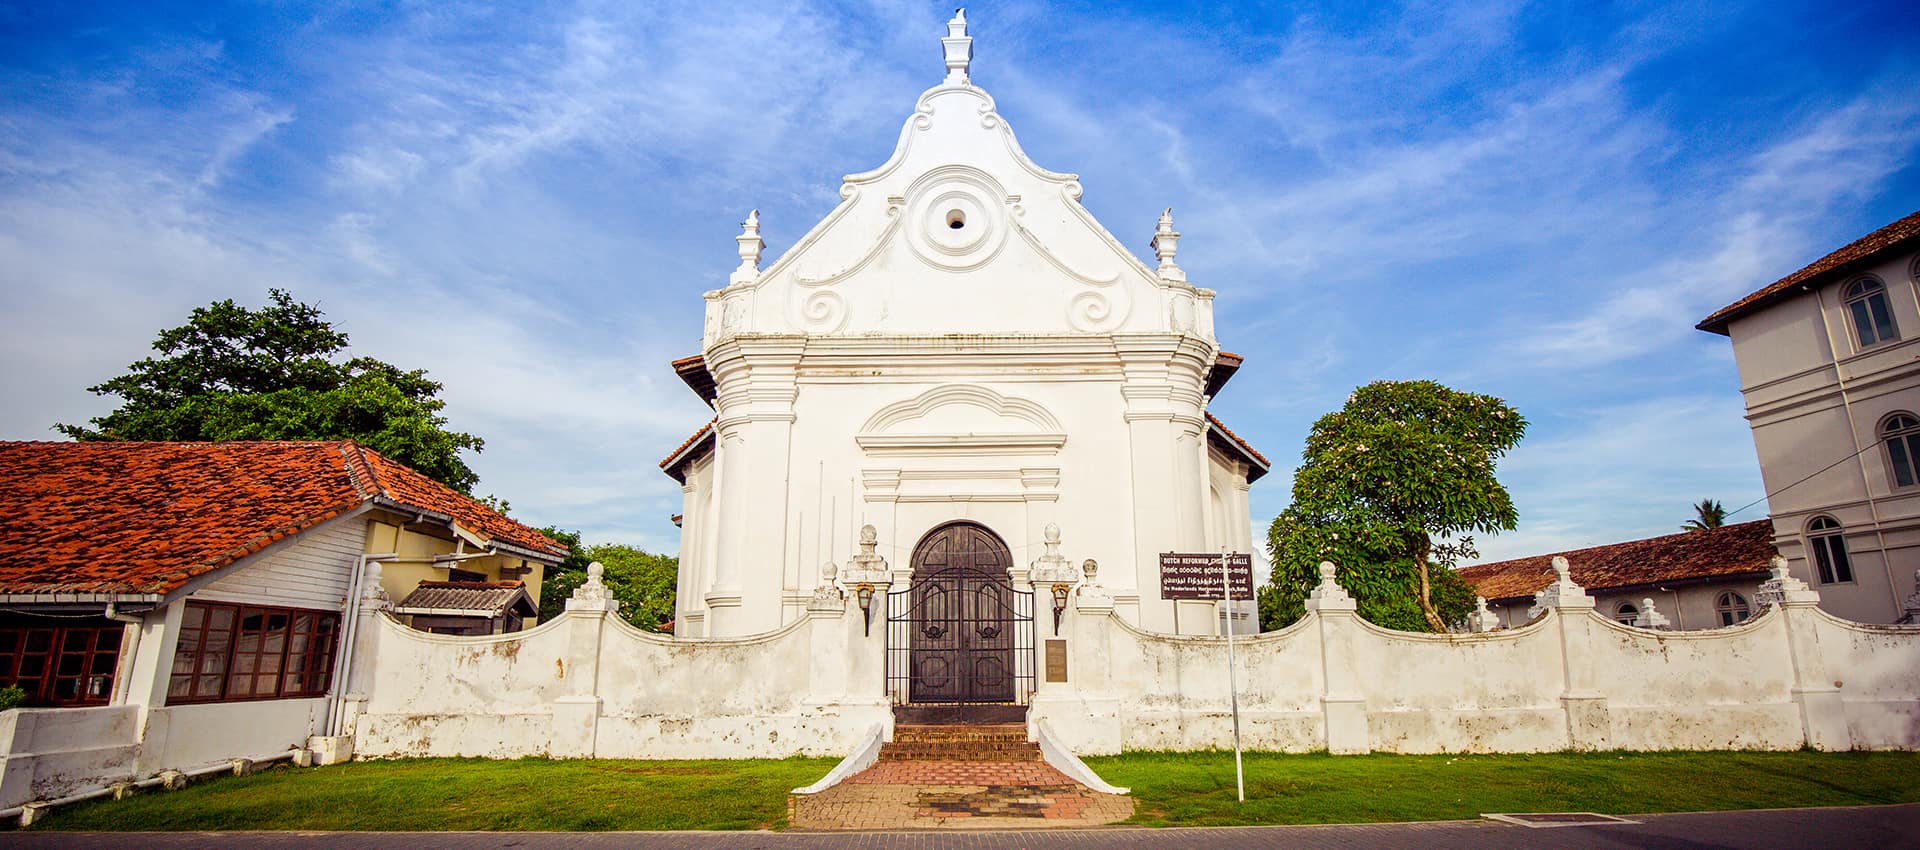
left=704, top=337, right=803, bottom=636
left=1116, top=334, right=1212, bottom=633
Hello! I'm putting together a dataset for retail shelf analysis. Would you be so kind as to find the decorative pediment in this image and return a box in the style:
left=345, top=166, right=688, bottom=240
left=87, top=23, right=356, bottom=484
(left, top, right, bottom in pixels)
left=856, top=385, right=1065, bottom=456
left=701, top=11, right=1213, bottom=344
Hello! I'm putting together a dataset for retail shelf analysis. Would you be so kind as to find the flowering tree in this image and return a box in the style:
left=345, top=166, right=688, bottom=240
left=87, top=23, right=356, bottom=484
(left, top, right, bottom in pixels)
left=1260, top=380, right=1526, bottom=632
left=56, top=289, right=485, bottom=492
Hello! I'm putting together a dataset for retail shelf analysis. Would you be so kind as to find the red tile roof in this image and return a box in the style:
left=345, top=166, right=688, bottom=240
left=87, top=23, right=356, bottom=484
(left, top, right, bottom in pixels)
left=1206, top=412, right=1270, bottom=482
left=1698, top=209, right=1920, bottom=334
left=1454, top=520, right=1778, bottom=602
left=672, top=354, right=717, bottom=406
left=0, top=441, right=565, bottom=597
left=351, top=449, right=561, bottom=557
left=1204, top=351, right=1244, bottom=398
left=659, top=418, right=716, bottom=482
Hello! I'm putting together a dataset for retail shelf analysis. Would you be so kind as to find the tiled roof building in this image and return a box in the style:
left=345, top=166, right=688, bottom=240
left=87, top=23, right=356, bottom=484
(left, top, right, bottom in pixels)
left=1695, top=208, right=1920, bottom=624
left=0, top=440, right=562, bottom=597
left=1458, top=521, right=1779, bottom=630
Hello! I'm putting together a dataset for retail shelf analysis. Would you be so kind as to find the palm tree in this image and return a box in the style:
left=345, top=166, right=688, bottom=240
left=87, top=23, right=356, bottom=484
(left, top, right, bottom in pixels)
left=1683, top=499, right=1728, bottom=531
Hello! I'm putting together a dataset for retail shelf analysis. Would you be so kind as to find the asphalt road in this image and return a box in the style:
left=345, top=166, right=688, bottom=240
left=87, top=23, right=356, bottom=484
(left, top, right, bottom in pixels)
left=4, top=803, right=1917, bottom=849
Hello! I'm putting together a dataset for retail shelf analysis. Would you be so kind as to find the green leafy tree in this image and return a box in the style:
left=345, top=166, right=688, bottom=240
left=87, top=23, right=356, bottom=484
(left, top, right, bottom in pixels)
left=1261, top=380, right=1527, bottom=633
left=56, top=289, right=484, bottom=492
left=1683, top=499, right=1728, bottom=531
left=536, top=528, right=678, bottom=632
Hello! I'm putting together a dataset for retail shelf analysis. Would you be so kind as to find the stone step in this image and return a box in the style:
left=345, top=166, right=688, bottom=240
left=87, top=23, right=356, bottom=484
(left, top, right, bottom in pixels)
left=879, top=742, right=1044, bottom=762
left=892, top=723, right=1029, bottom=743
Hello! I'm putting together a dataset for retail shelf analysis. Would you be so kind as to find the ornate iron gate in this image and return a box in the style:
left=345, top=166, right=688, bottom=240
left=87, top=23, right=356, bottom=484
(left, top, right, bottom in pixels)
left=884, top=522, right=1035, bottom=710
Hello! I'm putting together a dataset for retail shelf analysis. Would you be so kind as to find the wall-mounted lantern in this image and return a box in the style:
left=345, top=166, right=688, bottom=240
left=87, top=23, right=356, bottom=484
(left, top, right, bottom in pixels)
left=1051, top=584, right=1071, bottom=634
left=856, top=584, right=876, bottom=636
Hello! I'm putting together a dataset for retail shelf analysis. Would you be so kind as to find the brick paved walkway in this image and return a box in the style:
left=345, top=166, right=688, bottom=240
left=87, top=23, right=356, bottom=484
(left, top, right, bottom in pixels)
left=786, top=723, right=1135, bottom=830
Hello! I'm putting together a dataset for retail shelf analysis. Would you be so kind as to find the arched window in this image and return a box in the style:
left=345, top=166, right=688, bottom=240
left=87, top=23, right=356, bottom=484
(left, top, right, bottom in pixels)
left=1715, top=591, right=1751, bottom=626
left=1883, top=413, right=1920, bottom=489
left=1844, top=277, right=1899, bottom=349
left=1806, top=516, right=1854, bottom=584
left=1613, top=601, right=1638, bottom=624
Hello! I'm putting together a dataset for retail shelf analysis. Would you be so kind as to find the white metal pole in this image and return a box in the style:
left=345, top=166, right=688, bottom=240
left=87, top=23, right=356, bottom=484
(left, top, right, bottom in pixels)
left=1222, top=545, right=1244, bottom=802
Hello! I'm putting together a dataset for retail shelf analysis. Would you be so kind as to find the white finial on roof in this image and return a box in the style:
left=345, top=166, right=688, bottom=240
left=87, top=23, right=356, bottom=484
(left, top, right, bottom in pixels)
left=1152, top=207, right=1184, bottom=281
left=731, top=209, right=763, bottom=286
left=943, top=8, right=973, bottom=85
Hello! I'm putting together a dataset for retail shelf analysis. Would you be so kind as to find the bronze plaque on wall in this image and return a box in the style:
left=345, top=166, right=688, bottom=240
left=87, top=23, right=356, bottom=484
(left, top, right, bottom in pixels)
left=1045, top=639, right=1068, bottom=682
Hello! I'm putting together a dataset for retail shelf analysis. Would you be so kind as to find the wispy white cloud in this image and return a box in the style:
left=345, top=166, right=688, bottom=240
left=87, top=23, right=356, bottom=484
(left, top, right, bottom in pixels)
left=1, top=0, right=1915, bottom=565
left=1475, top=393, right=1763, bottom=562
left=1519, top=86, right=1920, bottom=366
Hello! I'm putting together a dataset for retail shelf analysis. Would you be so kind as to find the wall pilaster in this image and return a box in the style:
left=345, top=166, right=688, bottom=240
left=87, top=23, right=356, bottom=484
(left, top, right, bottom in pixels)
left=1115, top=334, right=1212, bottom=633
left=551, top=563, right=618, bottom=758
left=1532, top=557, right=1611, bottom=751
left=1757, top=557, right=1851, bottom=750
left=705, top=337, right=803, bottom=635
left=1304, top=563, right=1370, bottom=754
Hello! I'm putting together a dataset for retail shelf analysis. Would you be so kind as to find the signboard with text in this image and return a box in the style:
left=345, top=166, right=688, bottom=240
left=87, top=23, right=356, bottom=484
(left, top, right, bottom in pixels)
left=1159, top=552, right=1254, bottom=600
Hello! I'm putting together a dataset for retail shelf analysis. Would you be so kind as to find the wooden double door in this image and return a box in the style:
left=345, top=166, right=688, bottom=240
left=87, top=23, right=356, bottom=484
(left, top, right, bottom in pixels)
left=905, top=522, right=1020, bottom=704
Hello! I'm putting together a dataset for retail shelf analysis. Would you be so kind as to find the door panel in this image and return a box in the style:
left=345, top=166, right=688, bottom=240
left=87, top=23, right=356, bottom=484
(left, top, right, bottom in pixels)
left=907, top=522, right=1016, bottom=703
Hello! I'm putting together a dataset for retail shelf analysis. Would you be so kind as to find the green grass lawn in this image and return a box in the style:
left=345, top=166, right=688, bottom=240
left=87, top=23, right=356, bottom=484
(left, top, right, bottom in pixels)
left=35, top=756, right=837, bottom=832
left=31, top=750, right=1920, bottom=831
left=1085, top=750, right=1920, bottom=827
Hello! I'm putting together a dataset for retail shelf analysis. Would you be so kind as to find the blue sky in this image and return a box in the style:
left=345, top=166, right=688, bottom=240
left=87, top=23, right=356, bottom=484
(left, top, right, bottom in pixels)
left=1, top=1, right=1916, bottom=564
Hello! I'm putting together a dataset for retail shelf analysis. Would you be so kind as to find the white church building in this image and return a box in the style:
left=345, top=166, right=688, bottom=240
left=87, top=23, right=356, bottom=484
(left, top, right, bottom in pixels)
left=2, top=15, right=1916, bottom=815
left=658, top=9, right=1267, bottom=654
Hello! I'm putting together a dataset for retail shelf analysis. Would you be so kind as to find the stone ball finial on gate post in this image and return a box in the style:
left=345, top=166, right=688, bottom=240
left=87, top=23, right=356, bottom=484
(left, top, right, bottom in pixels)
left=1529, top=556, right=1593, bottom=617
left=567, top=561, right=617, bottom=612
left=360, top=559, right=392, bottom=611
left=1754, top=555, right=1818, bottom=609
left=1631, top=597, right=1671, bottom=630
left=1306, top=561, right=1356, bottom=611
left=1470, top=596, right=1500, bottom=632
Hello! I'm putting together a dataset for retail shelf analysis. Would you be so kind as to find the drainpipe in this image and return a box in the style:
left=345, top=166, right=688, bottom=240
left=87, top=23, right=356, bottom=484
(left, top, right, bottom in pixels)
left=103, top=602, right=145, bottom=707
left=327, top=553, right=398, bottom=738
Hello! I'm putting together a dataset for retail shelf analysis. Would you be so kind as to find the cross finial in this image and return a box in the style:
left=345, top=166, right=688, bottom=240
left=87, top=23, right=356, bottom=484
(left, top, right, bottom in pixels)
left=943, top=8, right=973, bottom=85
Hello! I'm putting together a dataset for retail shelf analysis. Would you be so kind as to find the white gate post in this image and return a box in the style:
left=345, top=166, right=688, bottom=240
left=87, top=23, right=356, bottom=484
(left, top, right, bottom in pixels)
left=1532, top=557, right=1611, bottom=751
left=1068, top=559, right=1123, bottom=754
left=1756, top=557, right=1850, bottom=750
left=1305, top=562, right=1369, bottom=754
left=552, top=562, right=617, bottom=758
left=841, top=525, right=894, bottom=709
left=805, top=562, right=848, bottom=706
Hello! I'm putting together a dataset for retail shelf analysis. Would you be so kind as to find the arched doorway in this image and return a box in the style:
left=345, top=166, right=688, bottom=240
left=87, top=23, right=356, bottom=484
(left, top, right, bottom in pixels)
left=890, top=521, right=1030, bottom=706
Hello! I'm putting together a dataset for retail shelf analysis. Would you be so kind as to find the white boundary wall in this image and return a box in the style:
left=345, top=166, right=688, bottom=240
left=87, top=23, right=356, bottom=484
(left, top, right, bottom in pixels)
left=1032, top=563, right=1920, bottom=755
left=346, top=560, right=1920, bottom=761
left=349, top=570, right=890, bottom=760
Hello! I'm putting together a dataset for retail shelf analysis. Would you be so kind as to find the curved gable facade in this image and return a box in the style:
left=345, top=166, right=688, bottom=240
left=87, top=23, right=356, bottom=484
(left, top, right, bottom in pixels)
left=672, top=14, right=1254, bottom=639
